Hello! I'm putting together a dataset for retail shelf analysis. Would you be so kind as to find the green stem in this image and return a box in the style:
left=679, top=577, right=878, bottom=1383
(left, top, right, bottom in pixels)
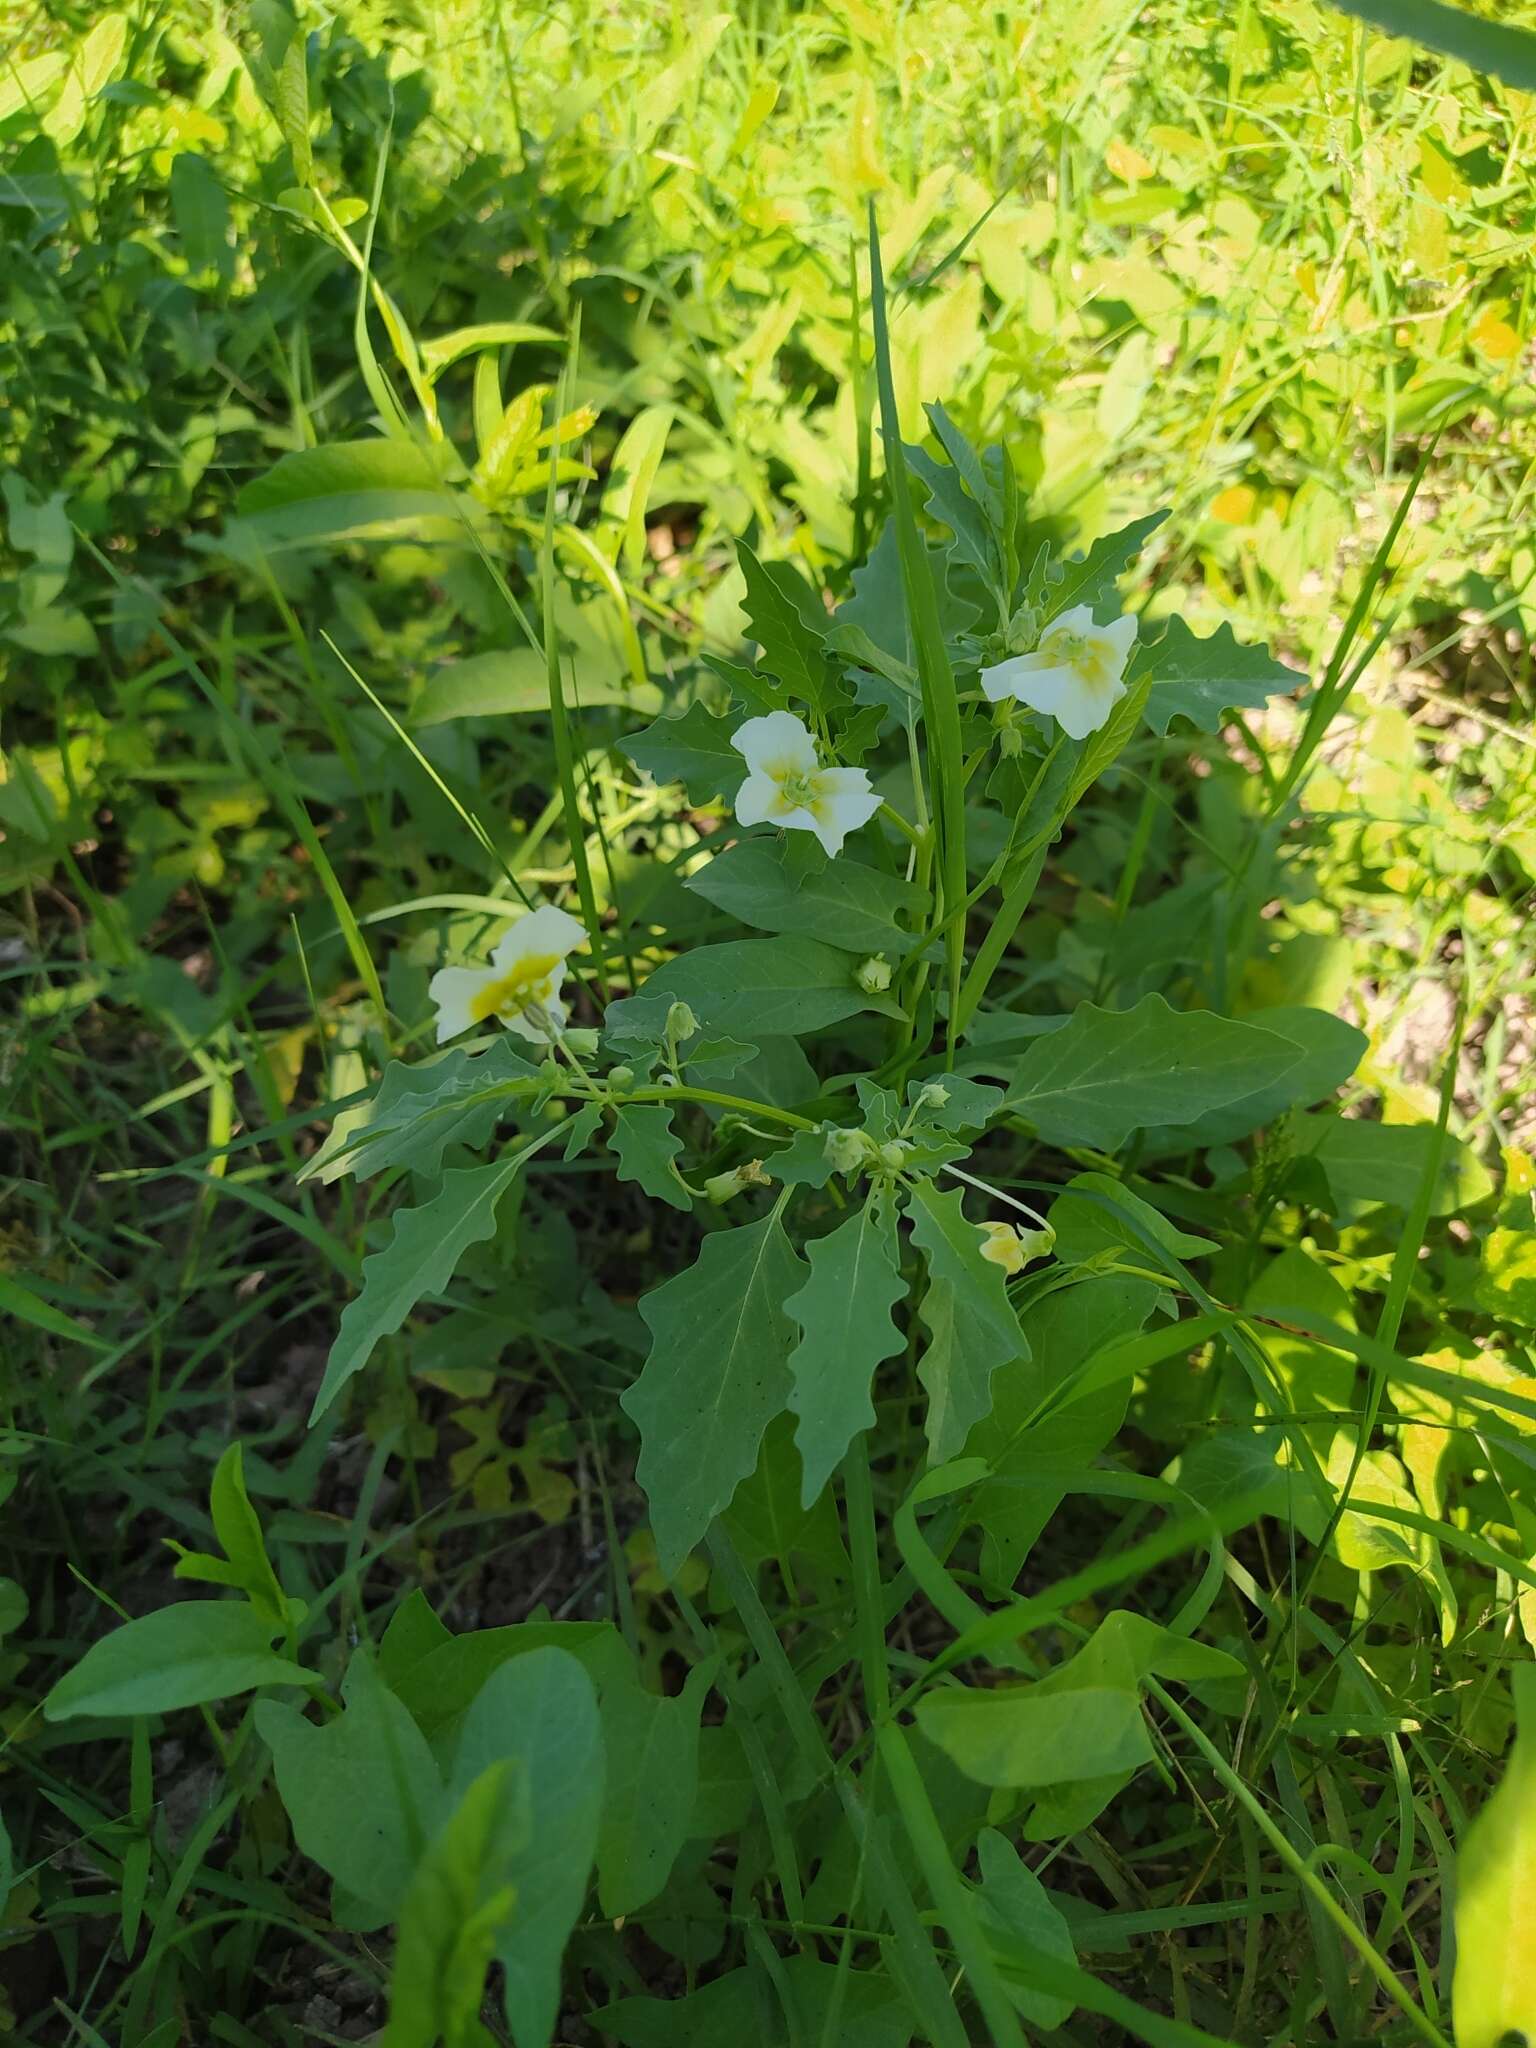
left=1145, top=1679, right=1453, bottom=2048
left=842, top=1440, right=890, bottom=1725
left=541, top=307, right=607, bottom=998
left=877, top=1724, right=1030, bottom=2048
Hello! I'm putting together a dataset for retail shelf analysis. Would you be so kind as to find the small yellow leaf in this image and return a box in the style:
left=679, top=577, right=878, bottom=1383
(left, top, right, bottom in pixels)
left=1471, top=305, right=1522, bottom=363
left=1454, top=1665, right=1536, bottom=2048
left=1210, top=484, right=1258, bottom=526
left=1106, top=138, right=1155, bottom=183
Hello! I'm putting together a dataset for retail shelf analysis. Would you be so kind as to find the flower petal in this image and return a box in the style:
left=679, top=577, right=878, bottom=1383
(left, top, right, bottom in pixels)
left=1010, top=660, right=1126, bottom=741
left=980, top=655, right=1039, bottom=702
left=1100, top=610, right=1139, bottom=663
left=732, top=710, right=818, bottom=777
left=734, top=766, right=786, bottom=828
left=1050, top=602, right=1098, bottom=638
left=491, top=902, right=587, bottom=969
left=809, top=769, right=881, bottom=855
left=429, top=966, right=493, bottom=1043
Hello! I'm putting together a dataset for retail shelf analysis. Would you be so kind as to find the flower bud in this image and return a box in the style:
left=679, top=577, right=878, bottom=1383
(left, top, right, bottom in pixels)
left=824, top=1127, right=869, bottom=1175
left=855, top=954, right=892, bottom=994
left=704, top=1159, right=770, bottom=1205
left=877, top=1139, right=911, bottom=1171
left=607, top=1064, right=635, bottom=1091
left=917, top=1081, right=950, bottom=1110
left=978, top=1219, right=1054, bottom=1275
left=665, top=1001, right=700, bottom=1042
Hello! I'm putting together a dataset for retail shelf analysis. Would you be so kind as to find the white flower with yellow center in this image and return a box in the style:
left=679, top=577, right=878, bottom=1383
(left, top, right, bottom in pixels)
left=429, top=904, right=586, bottom=1045
left=980, top=605, right=1138, bottom=740
left=732, top=710, right=880, bottom=857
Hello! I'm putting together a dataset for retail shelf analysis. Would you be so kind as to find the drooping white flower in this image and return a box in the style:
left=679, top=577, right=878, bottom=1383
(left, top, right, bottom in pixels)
left=980, top=605, right=1138, bottom=740
left=429, top=904, right=586, bottom=1045
left=732, top=710, right=880, bottom=857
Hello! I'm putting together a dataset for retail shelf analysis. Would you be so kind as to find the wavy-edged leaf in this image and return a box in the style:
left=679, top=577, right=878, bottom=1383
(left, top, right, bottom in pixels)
left=47, top=1602, right=315, bottom=1722
left=906, top=1181, right=1028, bottom=1462
left=1139, top=616, right=1299, bottom=735
left=786, top=1193, right=908, bottom=1505
left=605, top=936, right=900, bottom=1042
left=621, top=701, right=747, bottom=806
left=687, top=836, right=925, bottom=955
left=622, top=1212, right=804, bottom=1575
left=1004, top=994, right=1303, bottom=1152
left=609, top=1105, right=692, bottom=1212
left=312, top=1155, right=525, bottom=1421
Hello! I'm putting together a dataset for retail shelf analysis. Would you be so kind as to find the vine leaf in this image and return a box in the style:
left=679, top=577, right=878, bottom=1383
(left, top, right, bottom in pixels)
left=609, top=1105, right=692, bottom=1212
left=905, top=1180, right=1028, bottom=1463
left=785, top=1193, right=908, bottom=1506
left=1004, top=994, right=1302, bottom=1152
left=312, top=1155, right=525, bottom=1422
left=622, top=1212, right=804, bottom=1576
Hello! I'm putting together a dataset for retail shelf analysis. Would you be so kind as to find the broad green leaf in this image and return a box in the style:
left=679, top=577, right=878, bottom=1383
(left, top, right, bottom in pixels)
left=918, top=1685, right=1149, bottom=1788
left=418, top=322, right=560, bottom=376
left=1138, top=1005, right=1366, bottom=1151
left=230, top=440, right=466, bottom=550
left=1047, top=511, right=1166, bottom=621
left=1331, top=0, right=1536, bottom=93
left=906, top=1181, right=1029, bottom=1463
left=918, top=1612, right=1240, bottom=1790
left=605, top=936, right=900, bottom=1043
left=1004, top=994, right=1303, bottom=1151
left=447, top=1649, right=603, bottom=2048
left=621, top=701, right=747, bottom=805
left=722, top=1413, right=850, bottom=1578
left=0, top=1578, right=27, bottom=1640
left=415, top=649, right=660, bottom=724
left=737, top=541, right=834, bottom=711
left=258, top=1652, right=445, bottom=1925
left=609, top=1105, right=692, bottom=1212
left=593, top=1958, right=915, bottom=2048
left=622, top=1212, right=804, bottom=1575
left=312, top=1155, right=526, bottom=1421
left=907, top=1075, right=1007, bottom=1133
left=966, top=1277, right=1158, bottom=1588
left=603, top=405, right=674, bottom=569
left=1247, top=1246, right=1358, bottom=1423
left=46, top=1602, right=314, bottom=1722
left=306, top=1039, right=541, bottom=1185
left=382, top=1761, right=523, bottom=2048
left=597, top=1658, right=711, bottom=1917
left=262, top=1654, right=444, bottom=1925
left=687, top=836, right=925, bottom=955
left=390, top=1620, right=622, bottom=1740
left=169, top=153, right=232, bottom=284
left=1139, top=617, right=1298, bottom=735
left=973, top=1829, right=1078, bottom=2030
left=1049, top=1173, right=1217, bottom=1267
left=1475, top=1229, right=1536, bottom=1327
left=1453, top=1664, right=1536, bottom=2048
left=785, top=1193, right=908, bottom=1505
left=1291, top=1111, right=1493, bottom=1217
left=907, top=438, right=996, bottom=584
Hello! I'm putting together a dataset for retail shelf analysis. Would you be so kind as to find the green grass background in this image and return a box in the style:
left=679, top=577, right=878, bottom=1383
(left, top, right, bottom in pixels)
left=3, top=1, right=1536, bottom=2041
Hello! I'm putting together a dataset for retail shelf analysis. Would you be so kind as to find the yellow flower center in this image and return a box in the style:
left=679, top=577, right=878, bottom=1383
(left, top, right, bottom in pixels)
left=1043, top=627, right=1115, bottom=688
left=469, top=952, right=562, bottom=1022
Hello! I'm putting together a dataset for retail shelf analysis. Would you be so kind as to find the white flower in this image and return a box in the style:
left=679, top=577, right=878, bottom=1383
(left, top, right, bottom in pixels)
left=732, top=710, right=880, bottom=857
left=980, top=604, right=1138, bottom=740
left=429, top=904, right=586, bottom=1045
